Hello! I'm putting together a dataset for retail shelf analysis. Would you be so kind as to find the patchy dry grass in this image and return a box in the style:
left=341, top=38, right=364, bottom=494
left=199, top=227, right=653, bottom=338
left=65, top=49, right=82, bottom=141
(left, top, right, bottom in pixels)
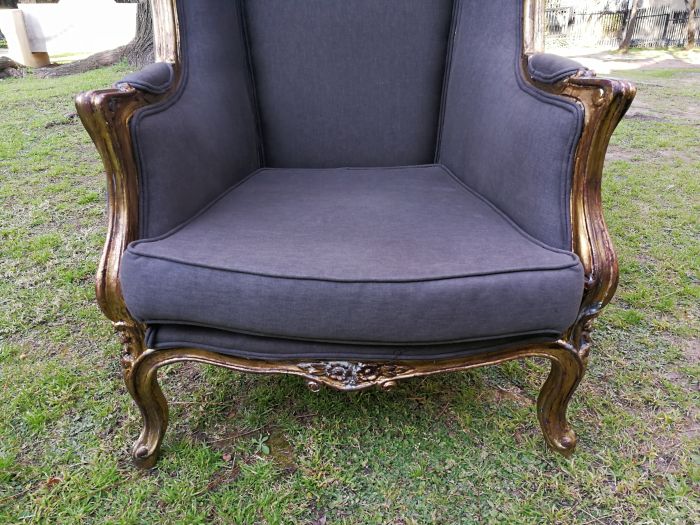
left=0, top=66, right=698, bottom=524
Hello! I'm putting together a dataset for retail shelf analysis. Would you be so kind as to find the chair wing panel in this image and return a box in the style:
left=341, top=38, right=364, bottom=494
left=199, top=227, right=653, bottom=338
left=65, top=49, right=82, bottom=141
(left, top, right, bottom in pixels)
left=132, top=0, right=261, bottom=238
left=438, top=0, right=584, bottom=250
left=527, top=53, right=588, bottom=84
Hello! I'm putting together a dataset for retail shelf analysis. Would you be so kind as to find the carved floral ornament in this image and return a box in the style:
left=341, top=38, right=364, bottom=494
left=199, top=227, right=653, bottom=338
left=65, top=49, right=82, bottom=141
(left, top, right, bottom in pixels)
left=297, top=362, right=413, bottom=388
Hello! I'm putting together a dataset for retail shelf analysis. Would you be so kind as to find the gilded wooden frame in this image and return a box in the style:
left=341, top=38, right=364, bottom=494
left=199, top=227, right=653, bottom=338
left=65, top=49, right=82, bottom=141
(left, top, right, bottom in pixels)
left=75, top=0, right=636, bottom=468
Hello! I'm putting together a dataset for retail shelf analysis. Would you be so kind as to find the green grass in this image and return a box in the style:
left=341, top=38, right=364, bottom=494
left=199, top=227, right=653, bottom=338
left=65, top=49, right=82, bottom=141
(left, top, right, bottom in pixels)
left=0, top=66, right=698, bottom=524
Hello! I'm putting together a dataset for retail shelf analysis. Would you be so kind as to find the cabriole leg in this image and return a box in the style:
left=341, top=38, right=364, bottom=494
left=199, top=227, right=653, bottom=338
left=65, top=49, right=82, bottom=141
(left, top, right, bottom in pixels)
left=125, top=351, right=169, bottom=469
left=537, top=344, right=586, bottom=456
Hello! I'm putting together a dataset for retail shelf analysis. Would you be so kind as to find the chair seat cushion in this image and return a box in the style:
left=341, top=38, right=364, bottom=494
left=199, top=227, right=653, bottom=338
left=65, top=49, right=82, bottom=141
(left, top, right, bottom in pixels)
left=121, top=165, right=584, bottom=345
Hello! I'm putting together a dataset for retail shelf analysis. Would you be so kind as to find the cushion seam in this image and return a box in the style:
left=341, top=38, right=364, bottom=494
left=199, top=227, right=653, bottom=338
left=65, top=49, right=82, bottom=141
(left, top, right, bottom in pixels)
left=130, top=1, right=192, bottom=238
left=435, top=0, right=583, bottom=249
left=437, top=165, right=579, bottom=261
left=127, top=164, right=582, bottom=282
left=433, top=0, right=461, bottom=163
left=260, top=164, right=442, bottom=172
left=129, top=167, right=267, bottom=247
left=124, top=249, right=581, bottom=284
left=512, top=1, right=583, bottom=249
left=145, top=320, right=564, bottom=347
left=130, top=164, right=453, bottom=247
left=131, top=2, right=264, bottom=238
left=240, top=0, right=266, bottom=166
left=147, top=336, right=557, bottom=361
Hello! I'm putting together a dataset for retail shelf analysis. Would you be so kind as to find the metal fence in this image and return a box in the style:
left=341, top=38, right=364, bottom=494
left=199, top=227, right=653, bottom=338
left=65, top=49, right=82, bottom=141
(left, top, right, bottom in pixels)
left=546, top=6, right=700, bottom=48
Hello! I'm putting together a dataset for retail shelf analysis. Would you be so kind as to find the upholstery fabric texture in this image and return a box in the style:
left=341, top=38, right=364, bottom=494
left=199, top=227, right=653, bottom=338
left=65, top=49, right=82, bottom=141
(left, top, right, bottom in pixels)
left=146, top=324, right=558, bottom=361
left=116, top=62, right=174, bottom=94
left=244, top=0, right=454, bottom=168
left=437, top=0, right=583, bottom=249
left=130, top=0, right=261, bottom=238
left=528, top=53, right=587, bottom=84
left=120, top=0, right=590, bottom=359
left=120, top=165, right=584, bottom=346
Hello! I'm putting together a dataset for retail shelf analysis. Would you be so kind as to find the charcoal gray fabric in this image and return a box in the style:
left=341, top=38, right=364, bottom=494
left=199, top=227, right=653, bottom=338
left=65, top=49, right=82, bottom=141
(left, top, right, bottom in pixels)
left=146, top=324, right=559, bottom=361
left=131, top=0, right=260, bottom=238
left=437, top=0, right=584, bottom=249
left=116, top=62, right=174, bottom=94
left=117, top=1, right=593, bottom=358
left=243, top=0, right=454, bottom=168
left=120, top=165, right=584, bottom=345
left=528, top=53, right=587, bottom=84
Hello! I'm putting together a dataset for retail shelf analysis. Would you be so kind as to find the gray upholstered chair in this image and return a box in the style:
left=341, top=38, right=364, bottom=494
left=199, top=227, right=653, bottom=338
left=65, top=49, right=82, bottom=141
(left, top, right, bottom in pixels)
left=76, top=0, right=635, bottom=468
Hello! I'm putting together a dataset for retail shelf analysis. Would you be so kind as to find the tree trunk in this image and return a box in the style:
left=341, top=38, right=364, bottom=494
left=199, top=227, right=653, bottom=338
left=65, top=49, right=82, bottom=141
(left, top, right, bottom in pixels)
left=0, top=56, right=22, bottom=78
left=122, top=0, right=154, bottom=68
left=0, top=56, right=19, bottom=69
left=35, top=0, right=153, bottom=78
left=619, top=0, right=640, bottom=53
left=688, top=0, right=698, bottom=49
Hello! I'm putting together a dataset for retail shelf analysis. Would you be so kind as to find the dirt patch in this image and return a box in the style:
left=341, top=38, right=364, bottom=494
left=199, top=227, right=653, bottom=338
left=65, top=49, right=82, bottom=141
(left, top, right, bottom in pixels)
left=484, top=384, right=533, bottom=406
left=44, top=113, right=78, bottom=129
left=200, top=463, right=242, bottom=493
left=605, top=146, right=640, bottom=162
left=658, top=337, right=700, bottom=444
left=564, top=48, right=700, bottom=75
left=625, top=102, right=700, bottom=124
left=624, top=58, right=700, bottom=71
left=626, top=113, right=666, bottom=122
left=684, top=338, right=700, bottom=363
left=267, top=430, right=297, bottom=473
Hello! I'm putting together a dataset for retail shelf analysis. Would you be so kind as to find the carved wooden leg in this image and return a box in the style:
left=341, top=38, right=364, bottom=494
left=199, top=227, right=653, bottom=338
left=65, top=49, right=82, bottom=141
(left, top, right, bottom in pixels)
left=537, top=343, right=586, bottom=456
left=125, top=351, right=169, bottom=469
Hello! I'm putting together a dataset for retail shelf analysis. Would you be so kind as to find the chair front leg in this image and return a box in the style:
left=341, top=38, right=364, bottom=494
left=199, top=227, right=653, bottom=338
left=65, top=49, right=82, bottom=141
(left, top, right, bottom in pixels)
left=523, top=68, right=635, bottom=456
left=125, top=346, right=169, bottom=469
left=76, top=83, right=177, bottom=468
left=537, top=342, right=587, bottom=456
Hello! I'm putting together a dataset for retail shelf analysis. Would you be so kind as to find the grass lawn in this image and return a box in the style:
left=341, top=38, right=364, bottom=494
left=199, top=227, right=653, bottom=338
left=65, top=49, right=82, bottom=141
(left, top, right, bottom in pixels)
left=0, top=64, right=698, bottom=524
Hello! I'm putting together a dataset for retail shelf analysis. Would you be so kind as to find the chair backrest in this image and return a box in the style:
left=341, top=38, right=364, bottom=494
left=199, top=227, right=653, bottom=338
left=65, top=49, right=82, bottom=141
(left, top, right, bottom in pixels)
left=136, top=0, right=580, bottom=252
left=245, top=0, right=455, bottom=168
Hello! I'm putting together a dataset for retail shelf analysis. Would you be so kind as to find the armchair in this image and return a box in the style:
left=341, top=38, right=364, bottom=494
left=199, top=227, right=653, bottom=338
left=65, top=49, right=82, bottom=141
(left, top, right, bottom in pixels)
left=76, top=0, right=635, bottom=468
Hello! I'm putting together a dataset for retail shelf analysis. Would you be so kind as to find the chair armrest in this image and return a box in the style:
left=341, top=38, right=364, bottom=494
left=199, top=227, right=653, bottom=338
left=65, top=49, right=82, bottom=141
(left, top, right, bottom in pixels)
left=75, top=81, right=172, bottom=330
left=116, top=62, right=174, bottom=94
left=527, top=53, right=588, bottom=84
left=527, top=70, right=636, bottom=350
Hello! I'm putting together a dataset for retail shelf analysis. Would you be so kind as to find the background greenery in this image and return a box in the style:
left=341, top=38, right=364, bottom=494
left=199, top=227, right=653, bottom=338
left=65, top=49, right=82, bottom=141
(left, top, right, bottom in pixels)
left=0, top=64, right=698, bottom=524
